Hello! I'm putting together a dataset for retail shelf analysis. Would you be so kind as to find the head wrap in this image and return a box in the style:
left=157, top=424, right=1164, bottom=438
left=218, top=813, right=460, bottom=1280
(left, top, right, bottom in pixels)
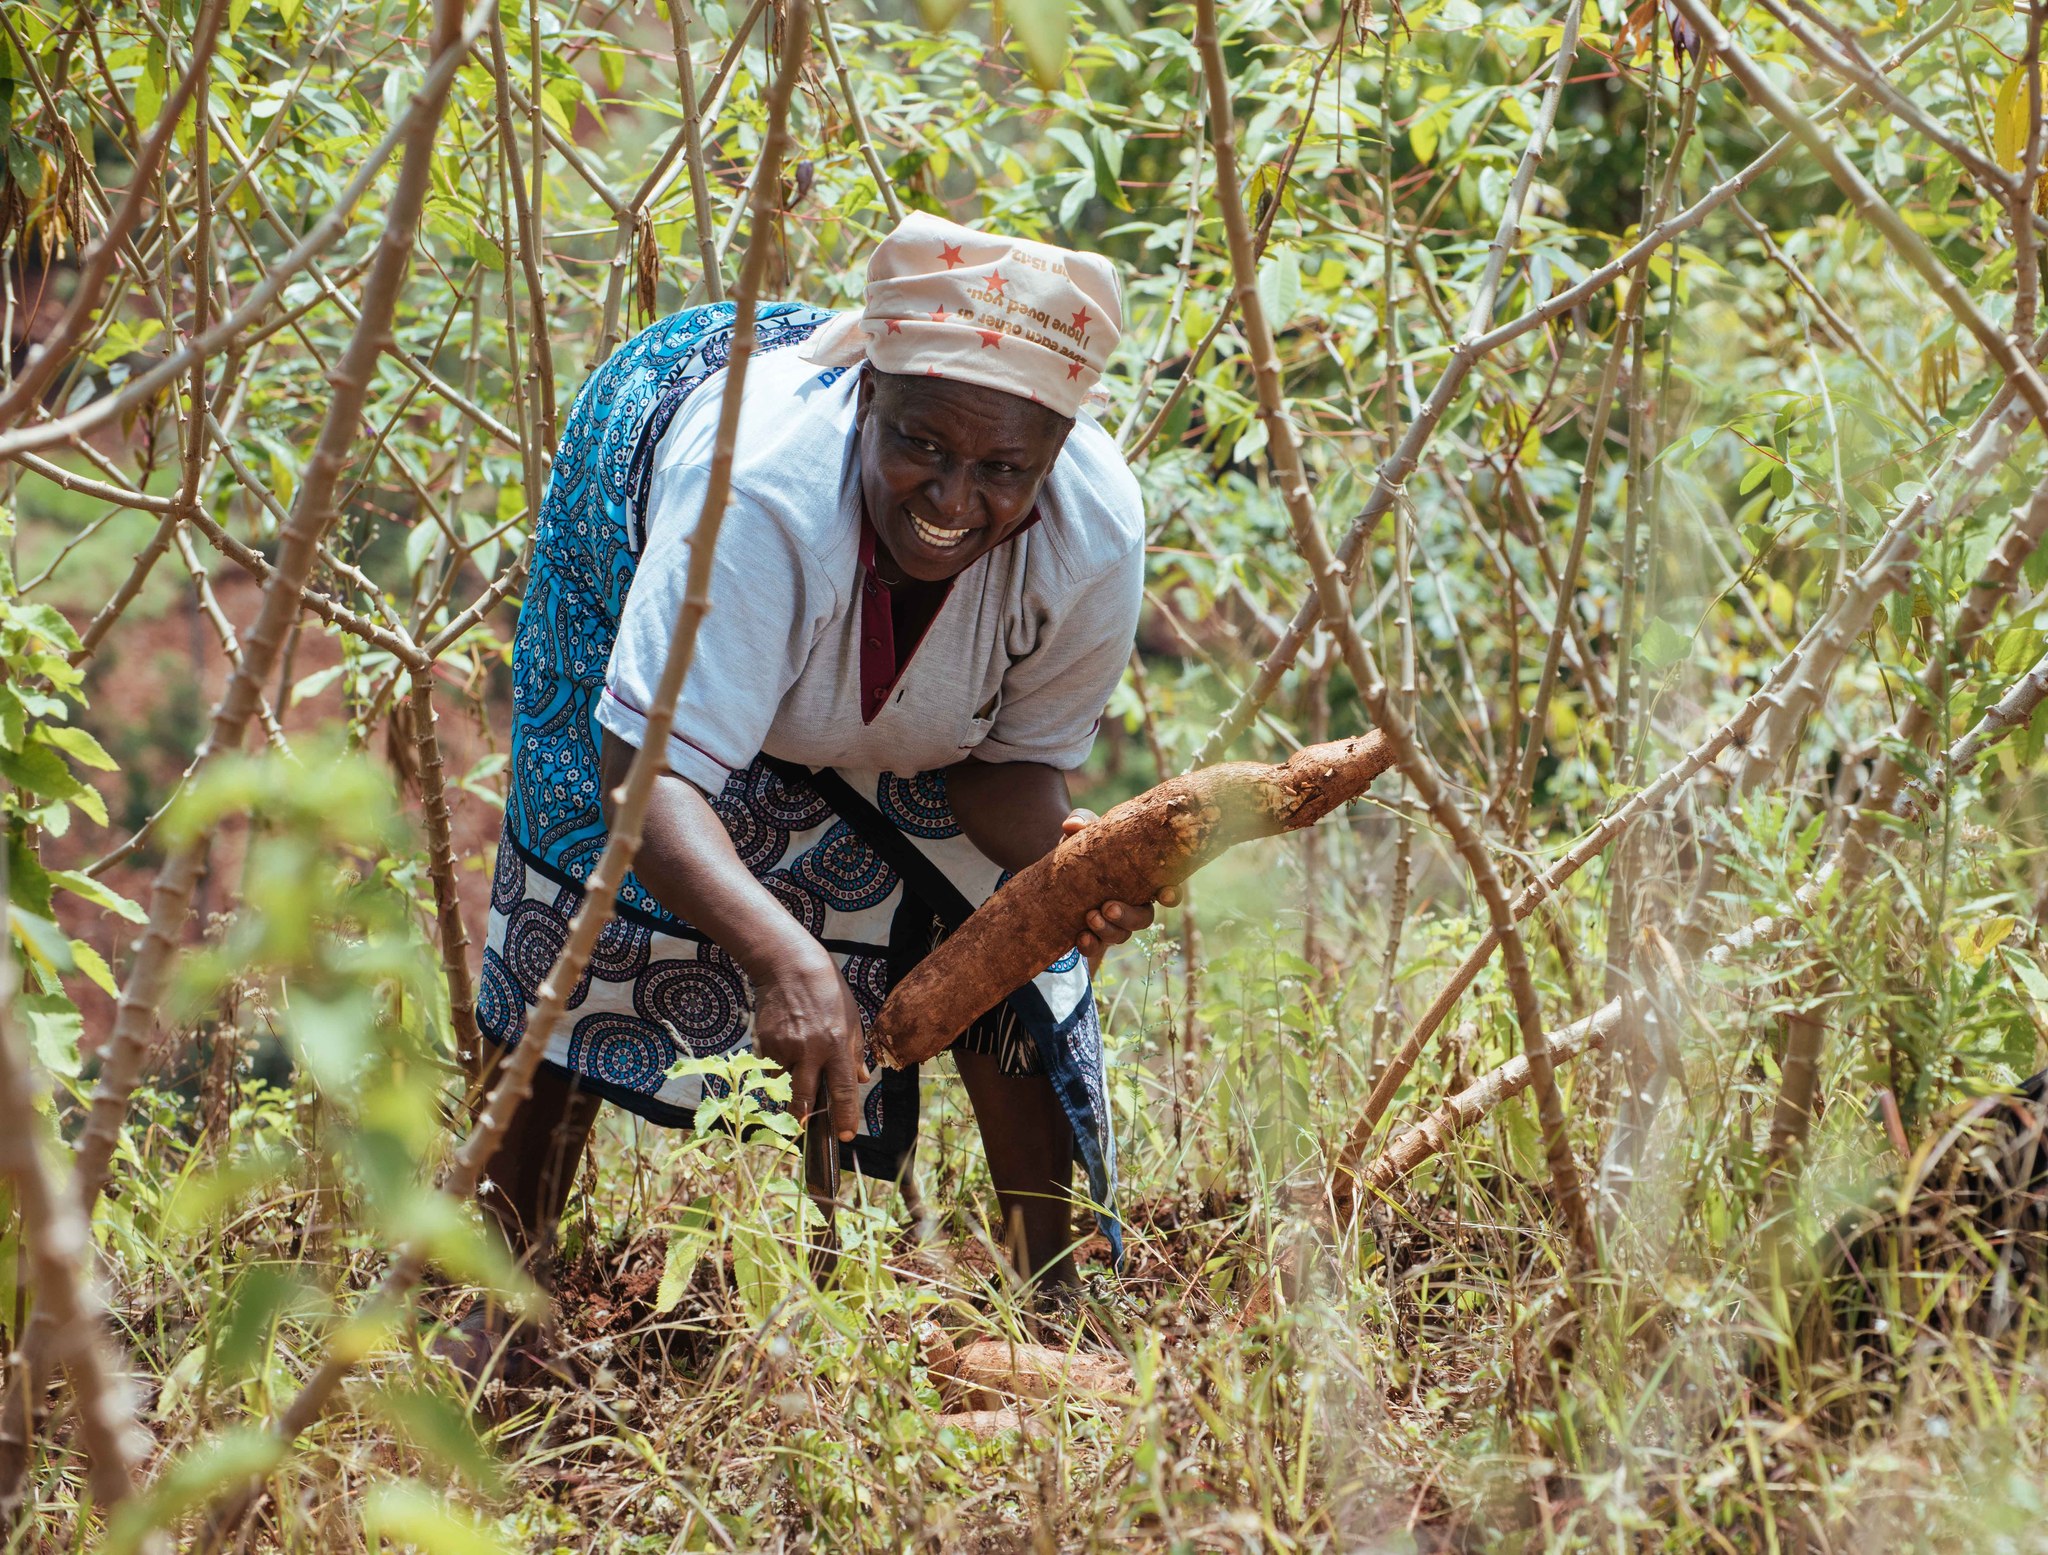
left=802, top=212, right=1123, bottom=419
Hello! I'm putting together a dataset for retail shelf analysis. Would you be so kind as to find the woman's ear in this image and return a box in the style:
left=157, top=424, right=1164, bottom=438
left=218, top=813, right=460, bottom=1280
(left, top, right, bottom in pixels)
left=853, top=365, right=875, bottom=430
left=1045, top=413, right=1076, bottom=465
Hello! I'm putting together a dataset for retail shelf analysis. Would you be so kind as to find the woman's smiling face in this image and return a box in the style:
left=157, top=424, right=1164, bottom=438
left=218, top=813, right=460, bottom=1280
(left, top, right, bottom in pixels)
left=853, top=369, right=1074, bottom=583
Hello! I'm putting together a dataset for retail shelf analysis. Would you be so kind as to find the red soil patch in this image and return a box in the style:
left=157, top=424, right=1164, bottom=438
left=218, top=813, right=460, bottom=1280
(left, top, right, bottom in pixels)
left=43, top=568, right=514, bottom=1071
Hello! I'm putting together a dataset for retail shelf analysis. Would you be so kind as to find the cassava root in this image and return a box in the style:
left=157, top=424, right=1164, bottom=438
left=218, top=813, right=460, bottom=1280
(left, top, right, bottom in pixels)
left=871, top=732, right=1393, bottom=1068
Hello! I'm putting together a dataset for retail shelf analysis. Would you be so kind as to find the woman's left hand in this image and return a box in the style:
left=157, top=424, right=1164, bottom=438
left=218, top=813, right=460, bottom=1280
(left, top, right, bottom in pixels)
left=1061, top=809, right=1182, bottom=972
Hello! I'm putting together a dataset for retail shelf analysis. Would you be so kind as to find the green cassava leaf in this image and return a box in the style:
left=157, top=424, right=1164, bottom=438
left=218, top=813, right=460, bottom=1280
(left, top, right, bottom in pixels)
left=36, top=724, right=117, bottom=771
left=19, top=991, right=82, bottom=1077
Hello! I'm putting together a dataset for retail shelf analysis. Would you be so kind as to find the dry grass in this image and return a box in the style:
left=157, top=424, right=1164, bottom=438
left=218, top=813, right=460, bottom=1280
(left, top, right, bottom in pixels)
left=14, top=911, right=2048, bottom=1555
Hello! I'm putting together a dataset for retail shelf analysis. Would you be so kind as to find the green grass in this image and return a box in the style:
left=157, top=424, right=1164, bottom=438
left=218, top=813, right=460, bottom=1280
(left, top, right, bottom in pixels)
left=17, top=816, right=2048, bottom=1553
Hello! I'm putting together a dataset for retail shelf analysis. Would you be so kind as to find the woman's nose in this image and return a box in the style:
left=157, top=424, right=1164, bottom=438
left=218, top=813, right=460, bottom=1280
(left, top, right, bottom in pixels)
left=926, top=464, right=973, bottom=523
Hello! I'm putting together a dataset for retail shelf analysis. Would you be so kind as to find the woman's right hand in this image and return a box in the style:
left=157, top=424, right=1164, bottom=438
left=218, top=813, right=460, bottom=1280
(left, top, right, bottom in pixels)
left=750, top=943, right=871, bottom=1143
left=602, top=738, right=875, bottom=1145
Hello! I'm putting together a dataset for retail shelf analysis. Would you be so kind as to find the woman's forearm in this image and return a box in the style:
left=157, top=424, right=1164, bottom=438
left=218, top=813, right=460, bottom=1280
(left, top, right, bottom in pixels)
left=944, top=757, right=1074, bottom=873
left=598, top=734, right=867, bottom=1134
left=598, top=731, right=823, bottom=980
left=946, top=753, right=1169, bottom=967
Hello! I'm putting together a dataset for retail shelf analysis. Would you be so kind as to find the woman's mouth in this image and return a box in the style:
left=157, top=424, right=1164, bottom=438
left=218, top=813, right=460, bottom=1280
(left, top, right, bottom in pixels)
left=909, top=512, right=973, bottom=550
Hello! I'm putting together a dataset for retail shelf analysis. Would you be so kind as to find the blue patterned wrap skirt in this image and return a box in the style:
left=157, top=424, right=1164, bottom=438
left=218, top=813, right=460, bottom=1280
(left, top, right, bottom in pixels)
left=476, top=302, right=1119, bottom=1254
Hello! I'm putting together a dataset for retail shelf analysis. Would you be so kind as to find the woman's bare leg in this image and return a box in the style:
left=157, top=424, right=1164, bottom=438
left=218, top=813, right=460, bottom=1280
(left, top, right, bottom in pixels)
left=439, top=1048, right=603, bottom=1389
left=470, top=1048, right=605, bottom=1263
left=953, top=1049, right=1079, bottom=1288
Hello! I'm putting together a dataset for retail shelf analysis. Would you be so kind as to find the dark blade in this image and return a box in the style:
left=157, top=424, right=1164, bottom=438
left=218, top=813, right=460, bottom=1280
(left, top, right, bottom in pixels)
left=803, top=1099, right=841, bottom=1281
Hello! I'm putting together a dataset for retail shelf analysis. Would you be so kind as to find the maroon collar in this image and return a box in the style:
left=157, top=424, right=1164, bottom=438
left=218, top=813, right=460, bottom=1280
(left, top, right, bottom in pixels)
left=854, top=508, right=1042, bottom=725
left=857, top=518, right=952, bottom=725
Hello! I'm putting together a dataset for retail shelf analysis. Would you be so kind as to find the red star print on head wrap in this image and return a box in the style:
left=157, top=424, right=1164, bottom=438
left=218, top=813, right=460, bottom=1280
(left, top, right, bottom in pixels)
left=801, top=212, right=1124, bottom=418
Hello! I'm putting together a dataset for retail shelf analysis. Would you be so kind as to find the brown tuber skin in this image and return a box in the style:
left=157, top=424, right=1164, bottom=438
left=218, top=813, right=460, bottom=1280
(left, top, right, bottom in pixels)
left=873, top=732, right=1394, bottom=1068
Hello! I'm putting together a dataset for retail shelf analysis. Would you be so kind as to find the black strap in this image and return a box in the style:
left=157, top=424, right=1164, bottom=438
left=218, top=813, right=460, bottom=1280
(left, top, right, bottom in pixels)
left=765, top=758, right=978, bottom=934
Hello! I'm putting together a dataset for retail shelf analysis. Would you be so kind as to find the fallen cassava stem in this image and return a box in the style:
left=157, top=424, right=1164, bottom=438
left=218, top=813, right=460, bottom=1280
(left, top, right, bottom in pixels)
left=869, top=732, right=1394, bottom=1069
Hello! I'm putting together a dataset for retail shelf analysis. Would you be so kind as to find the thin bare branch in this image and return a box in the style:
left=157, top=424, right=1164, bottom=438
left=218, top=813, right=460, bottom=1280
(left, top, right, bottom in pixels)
left=816, top=0, right=904, bottom=225
left=0, top=982, right=143, bottom=1513
left=667, top=0, right=728, bottom=302
left=194, top=7, right=810, bottom=1539
left=0, top=0, right=226, bottom=435
left=412, top=674, right=481, bottom=1064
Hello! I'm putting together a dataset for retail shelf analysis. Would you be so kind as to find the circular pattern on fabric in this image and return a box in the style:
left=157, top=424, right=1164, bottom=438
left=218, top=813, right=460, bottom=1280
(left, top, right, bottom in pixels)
left=1047, top=947, right=1083, bottom=975
left=746, top=763, right=833, bottom=832
left=761, top=869, right=826, bottom=937
left=792, top=821, right=895, bottom=913
left=696, top=940, right=745, bottom=978
left=863, top=1083, right=886, bottom=1138
left=710, top=779, right=789, bottom=875
left=586, top=915, right=652, bottom=986
left=511, top=662, right=546, bottom=716
left=876, top=770, right=962, bottom=839
left=489, top=835, right=525, bottom=915
left=840, top=953, right=891, bottom=1029
left=476, top=949, right=523, bottom=1042
left=501, top=900, right=568, bottom=1000
left=566, top=1014, right=679, bottom=1093
left=634, top=956, right=751, bottom=1058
